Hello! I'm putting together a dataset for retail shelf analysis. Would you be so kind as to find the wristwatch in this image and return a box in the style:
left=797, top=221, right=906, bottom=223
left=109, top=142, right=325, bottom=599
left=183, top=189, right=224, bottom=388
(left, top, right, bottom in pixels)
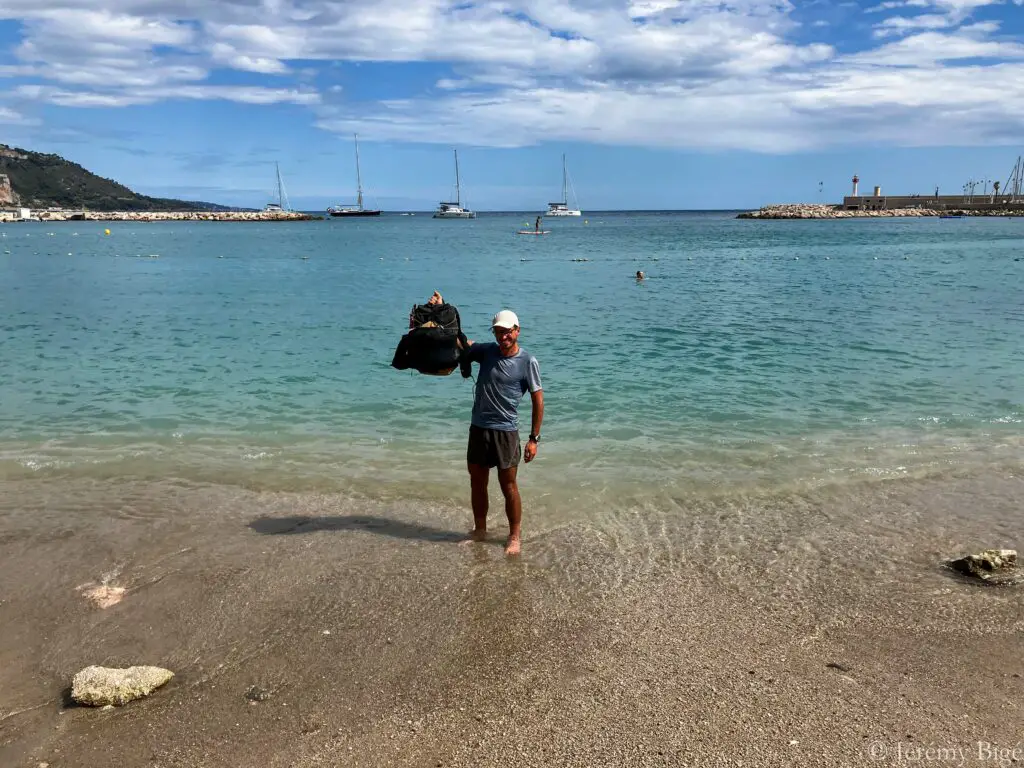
left=528, top=433, right=540, bottom=443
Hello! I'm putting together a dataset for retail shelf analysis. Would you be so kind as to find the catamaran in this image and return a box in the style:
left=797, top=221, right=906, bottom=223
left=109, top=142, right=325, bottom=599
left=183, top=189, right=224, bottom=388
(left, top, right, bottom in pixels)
left=264, top=162, right=289, bottom=212
left=433, top=149, right=475, bottom=218
left=545, top=154, right=581, bottom=216
left=328, top=134, right=381, bottom=217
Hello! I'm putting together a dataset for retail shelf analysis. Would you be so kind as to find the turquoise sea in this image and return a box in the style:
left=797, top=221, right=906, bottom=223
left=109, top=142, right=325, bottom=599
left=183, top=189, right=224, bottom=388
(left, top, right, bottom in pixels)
left=5, top=211, right=1024, bottom=768
left=1, top=212, right=1022, bottom=515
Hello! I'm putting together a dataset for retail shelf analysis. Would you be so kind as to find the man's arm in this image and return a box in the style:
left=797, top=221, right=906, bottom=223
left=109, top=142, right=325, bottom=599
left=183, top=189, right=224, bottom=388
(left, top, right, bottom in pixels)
left=457, top=336, right=476, bottom=378
left=524, top=390, right=544, bottom=463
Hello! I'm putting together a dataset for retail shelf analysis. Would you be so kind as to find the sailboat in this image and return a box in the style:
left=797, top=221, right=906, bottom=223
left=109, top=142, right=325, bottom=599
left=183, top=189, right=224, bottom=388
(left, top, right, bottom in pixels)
left=433, top=149, right=475, bottom=218
left=545, top=154, right=581, bottom=216
left=328, top=134, right=381, bottom=217
left=264, top=162, right=289, bottom=212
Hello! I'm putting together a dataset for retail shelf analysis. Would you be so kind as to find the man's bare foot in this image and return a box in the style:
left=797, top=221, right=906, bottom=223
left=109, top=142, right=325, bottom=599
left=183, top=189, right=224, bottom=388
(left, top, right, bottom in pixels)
left=504, top=536, right=521, bottom=556
left=459, top=528, right=487, bottom=546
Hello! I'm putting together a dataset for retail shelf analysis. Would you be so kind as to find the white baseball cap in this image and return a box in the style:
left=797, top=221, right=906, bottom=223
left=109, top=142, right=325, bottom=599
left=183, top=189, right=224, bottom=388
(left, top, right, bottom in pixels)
left=491, top=309, right=519, bottom=329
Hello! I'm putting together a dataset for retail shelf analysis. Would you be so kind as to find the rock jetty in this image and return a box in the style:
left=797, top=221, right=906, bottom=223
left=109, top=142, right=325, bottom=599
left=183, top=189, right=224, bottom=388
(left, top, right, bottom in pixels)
left=0, top=209, right=319, bottom=223
left=737, top=204, right=1022, bottom=219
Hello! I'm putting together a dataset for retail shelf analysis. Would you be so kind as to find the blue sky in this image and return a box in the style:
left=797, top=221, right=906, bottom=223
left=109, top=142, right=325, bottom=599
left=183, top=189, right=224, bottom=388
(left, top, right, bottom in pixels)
left=1, top=0, right=1022, bottom=210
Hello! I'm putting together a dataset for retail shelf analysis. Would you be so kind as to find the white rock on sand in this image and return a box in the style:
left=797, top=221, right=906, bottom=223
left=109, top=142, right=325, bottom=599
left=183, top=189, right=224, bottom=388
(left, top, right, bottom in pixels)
left=71, top=665, right=174, bottom=707
left=76, top=583, right=126, bottom=609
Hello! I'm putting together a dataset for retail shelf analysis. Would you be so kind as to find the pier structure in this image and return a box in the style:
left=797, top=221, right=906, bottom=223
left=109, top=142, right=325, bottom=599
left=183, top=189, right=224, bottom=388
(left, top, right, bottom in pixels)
left=843, top=154, right=1024, bottom=212
left=841, top=191, right=1024, bottom=212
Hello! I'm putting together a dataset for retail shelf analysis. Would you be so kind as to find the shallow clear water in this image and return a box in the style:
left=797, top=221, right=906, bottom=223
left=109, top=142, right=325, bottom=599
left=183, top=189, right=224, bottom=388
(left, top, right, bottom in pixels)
left=1, top=213, right=1022, bottom=507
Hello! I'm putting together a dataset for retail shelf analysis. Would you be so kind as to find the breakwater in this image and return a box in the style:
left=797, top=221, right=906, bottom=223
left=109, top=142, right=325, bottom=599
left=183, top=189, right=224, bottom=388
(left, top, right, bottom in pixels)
left=0, top=209, right=320, bottom=223
left=738, top=204, right=1023, bottom=219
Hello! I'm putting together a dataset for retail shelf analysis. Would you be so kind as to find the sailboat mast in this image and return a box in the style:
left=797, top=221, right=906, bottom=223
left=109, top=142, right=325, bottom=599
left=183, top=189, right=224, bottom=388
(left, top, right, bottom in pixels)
left=454, top=149, right=461, bottom=205
left=354, top=134, right=364, bottom=210
left=275, top=161, right=290, bottom=211
left=562, top=154, right=567, bottom=204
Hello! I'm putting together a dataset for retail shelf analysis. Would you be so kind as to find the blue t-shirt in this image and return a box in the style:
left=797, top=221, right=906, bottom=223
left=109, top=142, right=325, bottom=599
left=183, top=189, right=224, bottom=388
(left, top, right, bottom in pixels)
left=467, top=342, right=542, bottom=431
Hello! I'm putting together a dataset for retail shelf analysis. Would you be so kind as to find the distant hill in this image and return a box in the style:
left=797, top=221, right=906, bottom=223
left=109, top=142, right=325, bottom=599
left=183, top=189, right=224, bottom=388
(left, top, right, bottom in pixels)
left=0, top=144, right=235, bottom=211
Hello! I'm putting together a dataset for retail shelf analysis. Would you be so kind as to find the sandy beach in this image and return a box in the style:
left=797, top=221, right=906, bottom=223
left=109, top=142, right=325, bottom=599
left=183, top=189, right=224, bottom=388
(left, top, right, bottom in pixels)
left=1, top=469, right=1021, bottom=767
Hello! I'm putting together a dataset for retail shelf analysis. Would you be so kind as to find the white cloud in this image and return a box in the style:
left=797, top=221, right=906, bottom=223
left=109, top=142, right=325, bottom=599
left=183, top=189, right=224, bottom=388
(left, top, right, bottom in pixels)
left=866, top=1, right=913, bottom=12
left=927, top=0, right=1002, bottom=13
left=866, top=0, right=1002, bottom=18
left=0, top=64, right=36, bottom=77
left=209, top=42, right=289, bottom=74
left=0, top=0, right=1020, bottom=152
left=436, top=78, right=470, bottom=90
left=843, top=30, right=1024, bottom=65
left=960, top=20, right=1002, bottom=32
left=315, top=55, right=1024, bottom=151
left=16, top=83, right=319, bottom=107
left=628, top=0, right=684, bottom=16
left=873, top=13, right=954, bottom=36
left=873, top=0, right=1004, bottom=12
left=14, top=8, right=195, bottom=46
left=0, top=105, right=39, bottom=125
left=42, top=62, right=207, bottom=88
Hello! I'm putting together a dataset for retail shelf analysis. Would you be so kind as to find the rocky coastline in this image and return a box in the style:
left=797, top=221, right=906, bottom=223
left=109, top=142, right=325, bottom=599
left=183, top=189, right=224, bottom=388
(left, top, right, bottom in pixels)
left=0, top=208, right=320, bottom=223
left=738, top=203, right=1023, bottom=219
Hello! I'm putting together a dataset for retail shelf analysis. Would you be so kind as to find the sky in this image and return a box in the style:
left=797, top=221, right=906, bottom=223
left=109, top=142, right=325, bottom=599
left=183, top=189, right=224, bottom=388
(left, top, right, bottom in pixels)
left=0, top=0, right=1022, bottom=211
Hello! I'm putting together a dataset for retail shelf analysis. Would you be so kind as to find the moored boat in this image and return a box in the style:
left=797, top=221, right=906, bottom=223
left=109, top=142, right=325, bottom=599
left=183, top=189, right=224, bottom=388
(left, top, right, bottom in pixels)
left=328, top=134, right=381, bottom=217
left=433, top=149, right=475, bottom=219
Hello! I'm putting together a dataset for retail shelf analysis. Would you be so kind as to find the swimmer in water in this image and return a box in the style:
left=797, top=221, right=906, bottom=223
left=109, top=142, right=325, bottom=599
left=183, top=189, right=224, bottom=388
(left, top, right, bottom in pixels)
left=636, top=270, right=645, bottom=280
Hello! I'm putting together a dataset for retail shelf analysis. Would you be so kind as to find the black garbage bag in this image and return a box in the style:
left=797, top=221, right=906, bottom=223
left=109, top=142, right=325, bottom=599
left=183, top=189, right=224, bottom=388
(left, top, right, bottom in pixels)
left=391, top=302, right=471, bottom=377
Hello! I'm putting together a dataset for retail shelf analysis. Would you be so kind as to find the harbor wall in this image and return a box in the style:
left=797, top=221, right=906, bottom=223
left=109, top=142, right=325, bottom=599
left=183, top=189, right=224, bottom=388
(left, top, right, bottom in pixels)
left=0, top=208, right=320, bottom=222
left=738, top=203, right=1024, bottom=219
left=842, top=195, right=1024, bottom=211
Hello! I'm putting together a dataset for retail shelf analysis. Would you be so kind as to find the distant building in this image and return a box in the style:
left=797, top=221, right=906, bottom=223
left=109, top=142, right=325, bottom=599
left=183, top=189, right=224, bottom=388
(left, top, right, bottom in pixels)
left=843, top=171, right=1024, bottom=211
left=842, top=193, right=1023, bottom=211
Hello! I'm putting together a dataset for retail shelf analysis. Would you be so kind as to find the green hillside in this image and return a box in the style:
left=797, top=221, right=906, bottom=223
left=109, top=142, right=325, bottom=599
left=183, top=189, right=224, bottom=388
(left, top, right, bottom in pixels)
left=0, top=144, right=234, bottom=211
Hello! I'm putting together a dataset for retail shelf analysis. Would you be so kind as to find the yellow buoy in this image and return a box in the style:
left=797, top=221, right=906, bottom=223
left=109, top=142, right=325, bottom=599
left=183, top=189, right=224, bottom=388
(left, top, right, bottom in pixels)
left=104, top=229, right=111, bottom=235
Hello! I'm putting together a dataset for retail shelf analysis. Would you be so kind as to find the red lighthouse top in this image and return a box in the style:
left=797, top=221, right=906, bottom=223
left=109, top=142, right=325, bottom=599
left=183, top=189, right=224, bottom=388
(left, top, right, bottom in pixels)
left=853, top=175, right=859, bottom=183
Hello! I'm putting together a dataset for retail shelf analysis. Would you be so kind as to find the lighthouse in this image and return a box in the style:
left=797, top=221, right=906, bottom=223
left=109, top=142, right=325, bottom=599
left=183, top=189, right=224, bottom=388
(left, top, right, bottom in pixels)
left=852, top=175, right=860, bottom=197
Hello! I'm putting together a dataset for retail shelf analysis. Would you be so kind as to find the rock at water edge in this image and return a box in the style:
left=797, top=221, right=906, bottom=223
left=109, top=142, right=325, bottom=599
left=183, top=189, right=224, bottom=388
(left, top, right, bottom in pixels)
left=71, top=665, right=174, bottom=706
left=948, top=549, right=1018, bottom=584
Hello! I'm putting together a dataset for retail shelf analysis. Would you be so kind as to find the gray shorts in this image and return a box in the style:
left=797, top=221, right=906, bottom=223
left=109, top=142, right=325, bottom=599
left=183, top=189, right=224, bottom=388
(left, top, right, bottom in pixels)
left=467, top=425, right=521, bottom=470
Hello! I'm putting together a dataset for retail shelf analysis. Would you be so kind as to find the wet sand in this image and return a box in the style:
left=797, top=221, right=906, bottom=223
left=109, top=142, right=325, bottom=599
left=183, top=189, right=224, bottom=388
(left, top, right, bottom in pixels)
left=1, top=471, right=1022, bottom=767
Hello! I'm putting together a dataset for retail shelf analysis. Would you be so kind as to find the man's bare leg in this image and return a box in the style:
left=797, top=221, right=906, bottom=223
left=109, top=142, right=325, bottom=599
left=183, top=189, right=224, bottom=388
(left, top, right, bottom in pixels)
left=497, top=466, right=522, bottom=555
left=465, top=463, right=490, bottom=542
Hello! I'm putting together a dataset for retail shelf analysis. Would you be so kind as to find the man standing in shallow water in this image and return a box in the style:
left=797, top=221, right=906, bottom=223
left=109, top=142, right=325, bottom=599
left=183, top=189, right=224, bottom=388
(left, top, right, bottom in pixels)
left=460, top=309, right=544, bottom=555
